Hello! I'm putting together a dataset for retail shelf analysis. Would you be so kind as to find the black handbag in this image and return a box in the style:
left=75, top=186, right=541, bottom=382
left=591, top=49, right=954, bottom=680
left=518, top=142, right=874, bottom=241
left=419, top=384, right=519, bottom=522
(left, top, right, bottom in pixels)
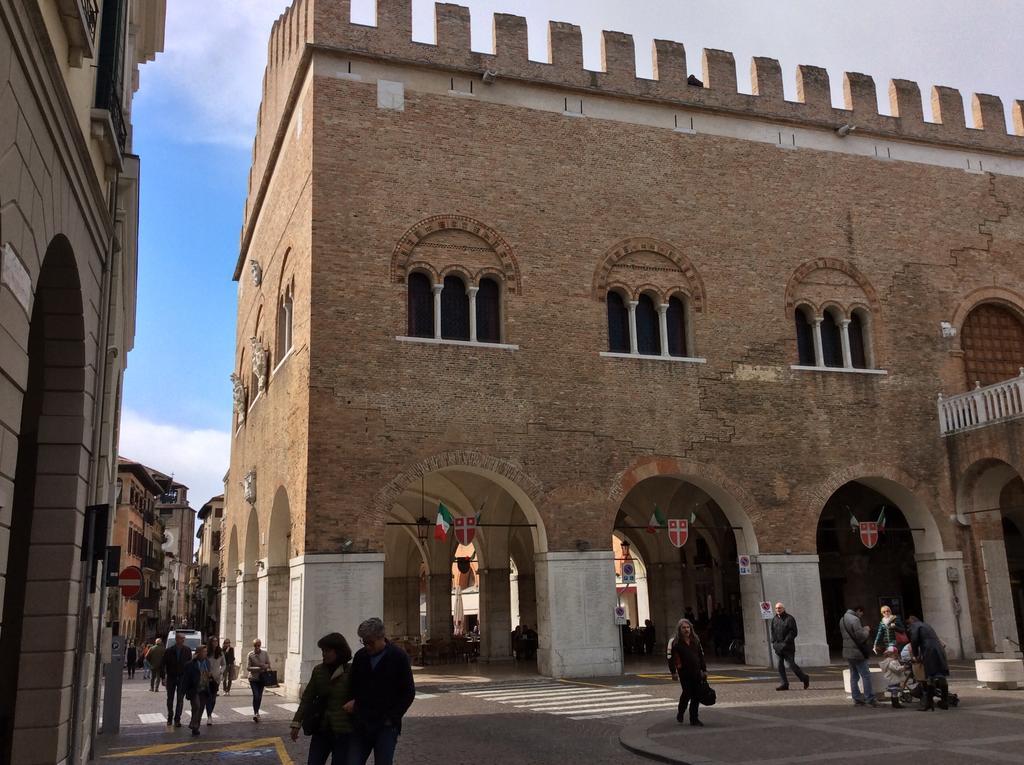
left=699, top=680, right=717, bottom=706
left=302, top=694, right=328, bottom=736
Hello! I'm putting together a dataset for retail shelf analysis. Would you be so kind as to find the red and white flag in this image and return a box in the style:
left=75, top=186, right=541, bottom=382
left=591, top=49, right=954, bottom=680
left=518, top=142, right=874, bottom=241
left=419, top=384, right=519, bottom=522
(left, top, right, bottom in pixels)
left=668, top=519, right=689, bottom=548
left=454, top=516, right=476, bottom=546
left=859, top=521, right=879, bottom=549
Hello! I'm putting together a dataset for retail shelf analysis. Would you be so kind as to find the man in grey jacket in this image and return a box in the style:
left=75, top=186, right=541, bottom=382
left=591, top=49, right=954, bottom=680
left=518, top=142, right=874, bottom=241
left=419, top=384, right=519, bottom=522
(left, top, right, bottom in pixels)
left=841, top=606, right=877, bottom=706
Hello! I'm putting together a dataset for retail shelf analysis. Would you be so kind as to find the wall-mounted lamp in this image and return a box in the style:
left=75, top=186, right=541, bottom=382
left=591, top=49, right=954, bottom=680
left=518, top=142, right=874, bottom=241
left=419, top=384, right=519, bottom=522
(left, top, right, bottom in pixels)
left=339, top=537, right=354, bottom=552
left=234, top=568, right=243, bottom=577
left=836, top=124, right=856, bottom=138
left=255, top=560, right=266, bottom=571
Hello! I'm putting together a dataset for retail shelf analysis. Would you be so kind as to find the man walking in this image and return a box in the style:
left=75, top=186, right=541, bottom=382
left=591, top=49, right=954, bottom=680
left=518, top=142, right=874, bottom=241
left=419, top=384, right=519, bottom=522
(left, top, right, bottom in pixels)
left=771, top=603, right=810, bottom=690
left=344, top=617, right=415, bottom=765
left=161, top=631, right=193, bottom=726
left=841, top=605, right=877, bottom=707
left=147, top=638, right=165, bottom=692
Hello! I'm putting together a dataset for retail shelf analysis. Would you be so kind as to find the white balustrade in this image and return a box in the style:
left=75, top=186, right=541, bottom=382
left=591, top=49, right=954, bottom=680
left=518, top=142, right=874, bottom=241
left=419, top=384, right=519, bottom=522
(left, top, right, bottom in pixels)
left=938, top=368, right=1024, bottom=435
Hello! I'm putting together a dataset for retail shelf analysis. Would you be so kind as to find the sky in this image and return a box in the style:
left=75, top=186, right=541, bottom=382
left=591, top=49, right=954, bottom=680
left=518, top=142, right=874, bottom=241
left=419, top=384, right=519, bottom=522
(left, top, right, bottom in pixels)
left=119, top=0, right=1024, bottom=505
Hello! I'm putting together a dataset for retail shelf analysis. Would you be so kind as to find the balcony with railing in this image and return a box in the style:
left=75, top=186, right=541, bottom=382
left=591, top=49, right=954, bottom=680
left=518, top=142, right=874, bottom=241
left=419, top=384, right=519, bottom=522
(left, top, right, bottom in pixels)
left=938, top=369, right=1024, bottom=436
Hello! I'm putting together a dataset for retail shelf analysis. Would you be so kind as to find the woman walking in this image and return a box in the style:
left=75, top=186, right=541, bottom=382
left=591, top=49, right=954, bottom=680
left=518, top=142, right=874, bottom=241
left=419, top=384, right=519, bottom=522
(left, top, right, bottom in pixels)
left=205, top=638, right=226, bottom=725
left=289, top=633, right=354, bottom=764
left=126, top=641, right=138, bottom=679
left=222, top=639, right=235, bottom=694
left=247, top=638, right=272, bottom=722
left=184, top=645, right=212, bottom=737
left=671, top=618, right=707, bottom=727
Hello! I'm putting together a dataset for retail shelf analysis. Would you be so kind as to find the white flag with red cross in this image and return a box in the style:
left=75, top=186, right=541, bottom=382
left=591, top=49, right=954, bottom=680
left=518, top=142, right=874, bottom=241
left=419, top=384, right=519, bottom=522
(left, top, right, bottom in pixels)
left=668, top=519, right=689, bottom=548
left=859, top=521, right=879, bottom=549
left=454, top=516, right=476, bottom=546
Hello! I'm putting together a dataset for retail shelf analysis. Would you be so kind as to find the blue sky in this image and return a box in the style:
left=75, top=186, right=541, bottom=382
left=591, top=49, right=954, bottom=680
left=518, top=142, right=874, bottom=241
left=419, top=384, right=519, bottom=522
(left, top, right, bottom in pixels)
left=118, top=0, right=1024, bottom=504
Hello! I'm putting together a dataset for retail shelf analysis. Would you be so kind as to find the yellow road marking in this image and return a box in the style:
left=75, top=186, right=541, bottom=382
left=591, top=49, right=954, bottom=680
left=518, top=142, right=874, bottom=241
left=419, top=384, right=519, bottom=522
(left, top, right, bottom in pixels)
left=103, top=736, right=293, bottom=763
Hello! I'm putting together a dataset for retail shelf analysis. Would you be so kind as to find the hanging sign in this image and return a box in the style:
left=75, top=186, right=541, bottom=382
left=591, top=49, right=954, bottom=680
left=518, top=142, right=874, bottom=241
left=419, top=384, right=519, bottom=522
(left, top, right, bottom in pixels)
left=668, top=519, right=689, bottom=548
left=859, top=521, right=879, bottom=550
left=454, top=516, right=476, bottom=545
left=759, top=601, right=773, bottom=620
left=738, top=555, right=752, bottom=575
left=621, top=561, right=636, bottom=584
left=614, top=605, right=627, bottom=625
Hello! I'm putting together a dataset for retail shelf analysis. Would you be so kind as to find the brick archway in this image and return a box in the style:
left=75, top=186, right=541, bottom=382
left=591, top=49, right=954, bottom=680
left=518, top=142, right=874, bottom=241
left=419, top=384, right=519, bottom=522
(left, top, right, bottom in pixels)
left=784, top=257, right=880, bottom=315
left=592, top=237, right=706, bottom=311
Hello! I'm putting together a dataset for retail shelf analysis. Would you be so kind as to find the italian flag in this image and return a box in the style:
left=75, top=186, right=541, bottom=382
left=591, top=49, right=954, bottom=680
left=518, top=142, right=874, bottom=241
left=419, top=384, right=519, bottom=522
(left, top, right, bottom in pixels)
left=877, top=506, right=887, bottom=532
left=434, top=502, right=454, bottom=541
left=646, top=505, right=667, bottom=534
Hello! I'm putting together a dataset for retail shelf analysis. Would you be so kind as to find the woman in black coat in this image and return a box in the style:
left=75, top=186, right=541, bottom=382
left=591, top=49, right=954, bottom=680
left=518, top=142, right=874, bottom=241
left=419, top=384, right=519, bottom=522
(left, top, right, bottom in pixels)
left=671, top=618, right=707, bottom=726
left=907, top=616, right=949, bottom=711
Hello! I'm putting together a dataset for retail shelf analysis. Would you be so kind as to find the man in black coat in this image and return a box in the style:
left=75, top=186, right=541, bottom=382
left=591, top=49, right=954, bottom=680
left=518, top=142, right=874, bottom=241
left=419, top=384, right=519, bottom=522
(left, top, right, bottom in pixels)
left=161, top=632, right=193, bottom=727
left=344, top=617, right=415, bottom=765
left=771, top=603, right=810, bottom=691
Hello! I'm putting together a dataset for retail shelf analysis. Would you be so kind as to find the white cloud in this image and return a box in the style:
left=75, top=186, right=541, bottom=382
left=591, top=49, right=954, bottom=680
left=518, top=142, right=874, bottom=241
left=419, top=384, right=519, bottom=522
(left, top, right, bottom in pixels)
left=118, top=408, right=230, bottom=507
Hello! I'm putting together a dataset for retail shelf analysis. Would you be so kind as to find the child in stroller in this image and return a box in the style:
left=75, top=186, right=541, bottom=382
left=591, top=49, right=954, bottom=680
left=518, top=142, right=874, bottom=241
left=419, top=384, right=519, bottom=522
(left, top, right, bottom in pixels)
left=879, top=645, right=959, bottom=709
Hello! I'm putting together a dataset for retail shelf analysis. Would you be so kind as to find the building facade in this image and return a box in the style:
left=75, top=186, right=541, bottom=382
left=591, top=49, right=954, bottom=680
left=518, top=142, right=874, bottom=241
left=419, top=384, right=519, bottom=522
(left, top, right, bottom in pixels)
left=0, top=0, right=164, bottom=762
left=192, top=494, right=224, bottom=638
left=151, top=474, right=194, bottom=633
left=223, top=0, right=1024, bottom=695
left=112, top=459, right=163, bottom=644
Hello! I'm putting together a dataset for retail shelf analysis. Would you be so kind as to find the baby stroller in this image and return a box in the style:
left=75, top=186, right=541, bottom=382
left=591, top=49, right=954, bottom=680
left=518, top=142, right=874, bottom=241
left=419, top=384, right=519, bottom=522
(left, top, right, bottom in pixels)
left=891, top=644, right=959, bottom=709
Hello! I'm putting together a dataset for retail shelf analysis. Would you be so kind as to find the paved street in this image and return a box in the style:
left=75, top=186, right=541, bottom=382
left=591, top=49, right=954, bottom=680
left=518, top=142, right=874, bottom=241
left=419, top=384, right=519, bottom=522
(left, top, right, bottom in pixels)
left=92, top=659, right=1022, bottom=764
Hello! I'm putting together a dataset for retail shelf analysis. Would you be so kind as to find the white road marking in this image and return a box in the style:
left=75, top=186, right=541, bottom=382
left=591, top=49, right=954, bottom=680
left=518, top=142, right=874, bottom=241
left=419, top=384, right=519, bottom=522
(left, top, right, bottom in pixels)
left=277, top=703, right=299, bottom=712
left=458, top=682, right=678, bottom=721
left=233, top=706, right=269, bottom=716
left=138, top=713, right=167, bottom=724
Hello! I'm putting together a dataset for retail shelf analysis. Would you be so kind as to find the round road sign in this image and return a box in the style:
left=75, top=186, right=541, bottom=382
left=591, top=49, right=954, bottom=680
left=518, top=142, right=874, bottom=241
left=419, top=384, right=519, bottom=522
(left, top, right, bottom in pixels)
left=119, top=566, right=143, bottom=599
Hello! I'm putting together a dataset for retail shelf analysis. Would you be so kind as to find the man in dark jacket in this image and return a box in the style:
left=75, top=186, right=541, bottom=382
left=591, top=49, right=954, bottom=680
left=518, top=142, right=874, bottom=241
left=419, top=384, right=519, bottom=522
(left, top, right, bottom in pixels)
left=344, top=617, right=415, bottom=765
left=161, top=631, right=193, bottom=727
left=771, top=603, right=810, bottom=691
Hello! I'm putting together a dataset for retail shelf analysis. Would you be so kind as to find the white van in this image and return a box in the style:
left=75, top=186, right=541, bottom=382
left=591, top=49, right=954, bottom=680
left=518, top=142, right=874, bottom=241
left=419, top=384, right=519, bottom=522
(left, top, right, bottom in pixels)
left=167, top=629, right=203, bottom=650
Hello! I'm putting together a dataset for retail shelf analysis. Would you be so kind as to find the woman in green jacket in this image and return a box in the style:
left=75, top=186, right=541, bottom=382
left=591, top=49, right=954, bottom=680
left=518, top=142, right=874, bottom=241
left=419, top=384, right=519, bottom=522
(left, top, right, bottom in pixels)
left=290, top=632, right=354, bottom=764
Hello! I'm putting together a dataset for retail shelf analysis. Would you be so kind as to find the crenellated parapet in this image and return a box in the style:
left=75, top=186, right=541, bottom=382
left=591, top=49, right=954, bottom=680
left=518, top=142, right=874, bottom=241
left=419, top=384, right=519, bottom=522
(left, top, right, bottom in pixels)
left=241, top=0, right=1024, bottom=268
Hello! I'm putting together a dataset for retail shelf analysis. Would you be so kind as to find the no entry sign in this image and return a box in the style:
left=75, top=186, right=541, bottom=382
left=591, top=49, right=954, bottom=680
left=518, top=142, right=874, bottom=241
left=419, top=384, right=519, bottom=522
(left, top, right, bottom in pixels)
left=119, top=566, right=143, bottom=599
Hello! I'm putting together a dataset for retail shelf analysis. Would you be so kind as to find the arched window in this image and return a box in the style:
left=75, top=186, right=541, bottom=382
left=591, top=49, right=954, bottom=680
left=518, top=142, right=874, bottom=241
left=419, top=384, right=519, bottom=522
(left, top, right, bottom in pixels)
left=636, top=294, right=660, bottom=356
left=407, top=272, right=434, bottom=338
left=821, top=309, right=843, bottom=368
left=667, top=296, right=687, bottom=357
left=795, top=306, right=815, bottom=366
left=606, top=291, right=629, bottom=353
left=849, top=310, right=868, bottom=369
left=441, top=275, right=470, bottom=341
left=276, top=282, right=294, bottom=361
left=476, top=278, right=501, bottom=344
left=961, top=303, right=1024, bottom=387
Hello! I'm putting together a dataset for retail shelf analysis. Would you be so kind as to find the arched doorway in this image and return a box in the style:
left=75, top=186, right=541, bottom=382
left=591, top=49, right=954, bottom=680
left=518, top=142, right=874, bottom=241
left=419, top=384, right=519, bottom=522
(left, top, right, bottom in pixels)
left=264, top=488, right=292, bottom=674
left=0, top=237, right=88, bottom=764
left=611, top=471, right=759, bottom=668
left=961, top=302, right=1024, bottom=387
left=817, top=483, right=921, bottom=652
left=221, top=526, right=239, bottom=648
left=383, top=464, right=545, bottom=670
left=238, top=507, right=260, bottom=646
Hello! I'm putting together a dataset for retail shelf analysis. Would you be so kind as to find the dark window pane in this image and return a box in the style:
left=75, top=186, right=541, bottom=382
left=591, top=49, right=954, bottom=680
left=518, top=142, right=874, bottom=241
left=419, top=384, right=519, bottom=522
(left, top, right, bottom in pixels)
left=607, top=292, right=629, bottom=353
left=476, top=279, right=501, bottom=343
left=821, top=311, right=843, bottom=368
left=795, top=307, right=815, bottom=365
left=407, top=272, right=434, bottom=338
left=441, top=275, right=470, bottom=340
left=850, top=313, right=868, bottom=369
left=637, top=294, right=661, bottom=356
left=667, top=297, right=687, bottom=357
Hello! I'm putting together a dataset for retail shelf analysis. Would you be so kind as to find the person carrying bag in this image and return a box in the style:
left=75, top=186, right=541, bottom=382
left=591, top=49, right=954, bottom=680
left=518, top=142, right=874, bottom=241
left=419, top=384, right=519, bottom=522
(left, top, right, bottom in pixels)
left=291, top=632, right=354, bottom=764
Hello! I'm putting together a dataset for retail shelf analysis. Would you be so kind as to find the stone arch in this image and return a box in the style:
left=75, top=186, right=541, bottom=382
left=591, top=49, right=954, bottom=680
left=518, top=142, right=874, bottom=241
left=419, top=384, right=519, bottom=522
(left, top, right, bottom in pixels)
left=243, top=506, right=260, bottom=574
left=784, top=257, right=880, bottom=318
left=265, top=488, right=292, bottom=657
left=372, top=451, right=547, bottom=552
left=950, top=286, right=1024, bottom=340
left=0, top=234, right=88, bottom=762
left=592, top=237, right=706, bottom=312
left=796, top=462, right=945, bottom=554
left=268, top=487, right=291, bottom=566
left=609, top=456, right=760, bottom=554
left=226, top=525, right=240, bottom=578
left=391, top=215, right=522, bottom=295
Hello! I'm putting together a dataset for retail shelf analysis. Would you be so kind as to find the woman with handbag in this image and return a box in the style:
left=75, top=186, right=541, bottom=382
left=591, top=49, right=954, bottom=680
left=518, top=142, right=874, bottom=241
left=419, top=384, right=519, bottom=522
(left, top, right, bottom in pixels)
left=290, top=632, right=354, bottom=764
left=906, top=615, right=950, bottom=711
left=671, top=618, right=707, bottom=727
left=205, top=639, right=226, bottom=725
left=873, top=605, right=907, bottom=654
left=247, top=638, right=272, bottom=722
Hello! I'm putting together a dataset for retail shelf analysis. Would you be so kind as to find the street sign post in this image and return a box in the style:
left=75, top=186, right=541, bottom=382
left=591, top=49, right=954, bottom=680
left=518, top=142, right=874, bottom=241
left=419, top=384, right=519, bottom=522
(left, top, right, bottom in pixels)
left=738, top=555, right=752, bottom=575
left=119, top=566, right=143, bottom=599
left=620, top=561, right=636, bottom=584
left=100, top=636, right=123, bottom=735
left=614, top=605, right=627, bottom=625
left=759, top=601, right=773, bottom=620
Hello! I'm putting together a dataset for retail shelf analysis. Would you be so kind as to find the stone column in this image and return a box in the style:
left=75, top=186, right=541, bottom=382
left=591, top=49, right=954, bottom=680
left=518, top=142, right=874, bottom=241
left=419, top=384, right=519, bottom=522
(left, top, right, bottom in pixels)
left=748, top=554, right=830, bottom=668
left=516, top=573, right=537, bottom=629
left=657, top=303, right=670, bottom=357
left=266, top=565, right=290, bottom=660
left=649, top=563, right=686, bottom=647
left=432, top=284, right=443, bottom=339
left=916, top=552, right=977, bottom=659
left=627, top=300, right=639, bottom=354
left=256, top=563, right=270, bottom=644
left=535, top=550, right=621, bottom=678
left=467, top=285, right=479, bottom=342
left=284, top=553, right=384, bottom=698
left=812, top=317, right=824, bottom=367
left=840, top=319, right=853, bottom=368
left=238, top=573, right=258, bottom=647
left=220, top=581, right=237, bottom=647
left=384, top=575, right=423, bottom=638
left=426, top=573, right=452, bottom=640
left=479, top=568, right=513, bottom=661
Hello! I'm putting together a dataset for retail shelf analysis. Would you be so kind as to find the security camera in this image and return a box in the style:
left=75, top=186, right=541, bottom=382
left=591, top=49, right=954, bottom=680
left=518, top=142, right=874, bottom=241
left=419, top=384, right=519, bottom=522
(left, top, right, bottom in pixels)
left=836, top=124, right=856, bottom=137
left=482, top=70, right=497, bottom=85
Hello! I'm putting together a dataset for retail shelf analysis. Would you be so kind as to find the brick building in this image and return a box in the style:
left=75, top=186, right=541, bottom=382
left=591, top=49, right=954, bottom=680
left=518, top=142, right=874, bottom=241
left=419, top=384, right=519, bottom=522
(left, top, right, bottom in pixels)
left=0, top=0, right=164, bottom=761
left=222, top=0, right=1024, bottom=693
left=112, top=459, right=164, bottom=644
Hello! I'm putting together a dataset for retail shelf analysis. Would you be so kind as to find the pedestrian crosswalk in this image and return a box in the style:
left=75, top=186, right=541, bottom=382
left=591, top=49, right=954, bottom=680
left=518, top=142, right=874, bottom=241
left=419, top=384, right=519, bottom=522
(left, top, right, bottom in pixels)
left=135, top=704, right=298, bottom=724
left=454, top=682, right=677, bottom=721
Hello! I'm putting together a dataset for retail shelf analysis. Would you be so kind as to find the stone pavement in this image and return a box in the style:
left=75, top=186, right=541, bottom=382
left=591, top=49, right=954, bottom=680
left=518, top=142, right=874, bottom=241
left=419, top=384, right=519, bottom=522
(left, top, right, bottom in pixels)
left=620, top=682, right=1024, bottom=765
